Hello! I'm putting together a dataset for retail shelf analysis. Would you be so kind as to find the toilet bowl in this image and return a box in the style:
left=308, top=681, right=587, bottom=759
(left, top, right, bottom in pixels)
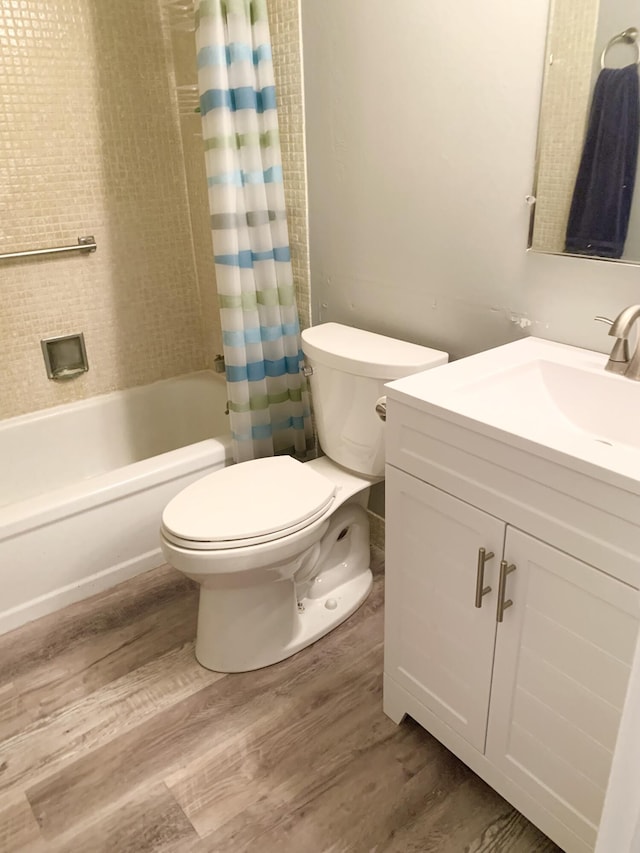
left=160, top=323, right=448, bottom=672
left=161, top=455, right=376, bottom=672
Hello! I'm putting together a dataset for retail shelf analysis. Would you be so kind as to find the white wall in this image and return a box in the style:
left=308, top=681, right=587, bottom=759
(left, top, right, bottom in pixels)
left=302, top=0, right=640, bottom=362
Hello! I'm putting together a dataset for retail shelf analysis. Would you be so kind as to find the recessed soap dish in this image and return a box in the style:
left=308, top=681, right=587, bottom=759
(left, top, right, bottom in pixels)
left=41, top=333, right=89, bottom=380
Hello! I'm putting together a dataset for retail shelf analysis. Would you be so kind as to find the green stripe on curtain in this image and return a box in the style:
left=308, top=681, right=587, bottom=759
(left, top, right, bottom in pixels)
left=204, top=130, right=280, bottom=151
left=217, top=286, right=296, bottom=310
left=249, top=0, right=268, bottom=23
left=228, top=388, right=304, bottom=413
left=197, top=0, right=267, bottom=24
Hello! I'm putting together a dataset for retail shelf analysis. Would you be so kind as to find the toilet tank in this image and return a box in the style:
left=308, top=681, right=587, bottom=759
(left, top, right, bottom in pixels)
left=301, top=323, right=448, bottom=477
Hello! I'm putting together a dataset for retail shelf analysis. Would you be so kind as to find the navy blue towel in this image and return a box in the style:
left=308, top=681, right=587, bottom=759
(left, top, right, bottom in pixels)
left=565, top=64, right=640, bottom=259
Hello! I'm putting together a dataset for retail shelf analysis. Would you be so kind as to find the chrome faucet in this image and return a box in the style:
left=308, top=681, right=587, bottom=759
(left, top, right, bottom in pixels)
left=595, top=305, right=640, bottom=379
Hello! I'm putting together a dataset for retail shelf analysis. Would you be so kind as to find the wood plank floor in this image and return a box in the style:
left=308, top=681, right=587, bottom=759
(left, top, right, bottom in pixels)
left=0, top=552, right=561, bottom=852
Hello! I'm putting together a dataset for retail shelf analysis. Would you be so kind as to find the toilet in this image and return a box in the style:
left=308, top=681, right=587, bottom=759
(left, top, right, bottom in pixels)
left=160, top=323, right=447, bottom=672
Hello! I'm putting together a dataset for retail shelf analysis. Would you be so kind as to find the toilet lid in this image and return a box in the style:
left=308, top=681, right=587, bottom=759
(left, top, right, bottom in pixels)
left=161, top=456, right=336, bottom=549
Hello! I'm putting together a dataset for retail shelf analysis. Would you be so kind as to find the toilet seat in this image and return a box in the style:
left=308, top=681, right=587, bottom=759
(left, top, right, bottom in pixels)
left=161, top=456, right=336, bottom=551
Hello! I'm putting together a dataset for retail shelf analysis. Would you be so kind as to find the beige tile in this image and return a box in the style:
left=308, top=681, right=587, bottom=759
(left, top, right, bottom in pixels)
left=0, top=0, right=208, bottom=421
left=532, top=0, right=600, bottom=253
left=369, top=513, right=386, bottom=551
left=268, top=0, right=311, bottom=330
left=1, top=0, right=310, bottom=422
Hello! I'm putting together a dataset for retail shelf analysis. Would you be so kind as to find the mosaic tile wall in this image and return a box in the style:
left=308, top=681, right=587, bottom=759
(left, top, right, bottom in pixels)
left=268, top=0, right=311, bottom=332
left=168, top=23, right=222, bottom=371
left=531, top=0, right=599, bottom=254
left=0, top=0, right=208, bottom=420
left=0, top=0, right=310, bottom=422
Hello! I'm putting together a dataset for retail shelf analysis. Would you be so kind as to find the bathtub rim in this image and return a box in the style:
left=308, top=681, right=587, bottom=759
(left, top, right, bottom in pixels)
left=0, top=434, right=232, bottom=636
left=0, top=436, right=233, bottom=543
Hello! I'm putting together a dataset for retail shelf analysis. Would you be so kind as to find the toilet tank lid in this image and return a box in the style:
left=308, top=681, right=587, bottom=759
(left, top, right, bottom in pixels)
left=301, top=323, right=448, bottom=380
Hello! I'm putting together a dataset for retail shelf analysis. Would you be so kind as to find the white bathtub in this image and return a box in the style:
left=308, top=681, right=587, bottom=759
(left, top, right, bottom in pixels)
left=0, top=371, right=232, bottom=635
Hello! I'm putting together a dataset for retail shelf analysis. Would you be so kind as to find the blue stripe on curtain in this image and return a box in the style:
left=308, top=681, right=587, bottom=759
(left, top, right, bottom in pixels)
left=272, top=415, right=307, bottom=432
left=244, top=166, right=282, bottom=184
left=200, top=86, right=277, bottom=116
left=215, top=247, right=291, bottom=267
left=197, top=43, right=272, bottom=68
left=223, top=323, right=300, bottom=347
left=226, top=355, right=301, bottom=382
left=207, top=165, right=283, bottom=187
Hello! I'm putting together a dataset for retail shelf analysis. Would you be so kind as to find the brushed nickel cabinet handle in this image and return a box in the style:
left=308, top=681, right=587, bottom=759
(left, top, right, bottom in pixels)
left=474, top=548, right=494, bottom=608
left=496, top=560, right=516, bottom=623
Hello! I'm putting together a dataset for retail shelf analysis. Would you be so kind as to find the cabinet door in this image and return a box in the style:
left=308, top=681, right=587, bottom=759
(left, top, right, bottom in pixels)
left=384, top=467, right=504, bottom=751
left=487, top=528, right=640, bottom=849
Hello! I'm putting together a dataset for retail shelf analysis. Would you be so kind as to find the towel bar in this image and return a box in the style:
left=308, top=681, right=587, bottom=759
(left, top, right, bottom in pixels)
left=601, top=27, right=640, bottom=69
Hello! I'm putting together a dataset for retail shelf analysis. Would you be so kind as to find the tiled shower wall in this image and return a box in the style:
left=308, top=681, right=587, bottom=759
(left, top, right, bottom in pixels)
left=530, top=0, right=599, bottom=253
left=168, top=22, right=222, bottom=372
left=268, top=0, right=311, bottom=332
left=0, top=0, right=310, bottom=421
left=0, top=0, right=209, bottom=420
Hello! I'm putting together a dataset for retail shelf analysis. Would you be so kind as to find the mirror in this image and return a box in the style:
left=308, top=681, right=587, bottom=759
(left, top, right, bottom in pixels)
left=530, top=0, right=640, bottom=263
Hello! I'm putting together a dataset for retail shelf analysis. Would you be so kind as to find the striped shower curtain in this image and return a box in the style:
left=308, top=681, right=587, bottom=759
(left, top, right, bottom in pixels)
left=196, top=0, right=313, bottom=463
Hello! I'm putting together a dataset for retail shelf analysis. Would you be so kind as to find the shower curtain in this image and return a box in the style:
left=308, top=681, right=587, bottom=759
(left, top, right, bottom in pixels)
left=196, top=0, right=313, bottom=463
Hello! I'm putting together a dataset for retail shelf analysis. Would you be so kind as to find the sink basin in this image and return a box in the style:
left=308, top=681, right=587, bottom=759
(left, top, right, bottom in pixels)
left=451, top=355, right=640, bottom=450
left=385, top=337, right=640, bottom=488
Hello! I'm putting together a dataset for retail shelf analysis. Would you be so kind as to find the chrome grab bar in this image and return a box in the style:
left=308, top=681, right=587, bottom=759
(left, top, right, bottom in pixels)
left=0, top=235, right=96, bottom=261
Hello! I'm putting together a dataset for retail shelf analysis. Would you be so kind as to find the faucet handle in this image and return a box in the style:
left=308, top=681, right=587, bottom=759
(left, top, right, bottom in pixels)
left=594, top=316, right=614, bottom=327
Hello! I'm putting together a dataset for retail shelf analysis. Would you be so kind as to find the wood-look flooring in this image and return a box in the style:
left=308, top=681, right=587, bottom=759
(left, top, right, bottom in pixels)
left=0, top=553, right=561, bottom=852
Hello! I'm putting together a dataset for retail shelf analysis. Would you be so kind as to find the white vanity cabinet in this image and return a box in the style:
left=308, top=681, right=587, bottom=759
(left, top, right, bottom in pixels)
left=384, top=468, right=503, bottom=752
left=383, top=395, right=640, bottom=853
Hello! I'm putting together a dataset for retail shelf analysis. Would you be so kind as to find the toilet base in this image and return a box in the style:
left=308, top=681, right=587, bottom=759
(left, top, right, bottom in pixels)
left=195, top=568, right=373, bottom=673
left=193, top=503, right=373, bottom=673
left=289, top=567, right=373, bottom=658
